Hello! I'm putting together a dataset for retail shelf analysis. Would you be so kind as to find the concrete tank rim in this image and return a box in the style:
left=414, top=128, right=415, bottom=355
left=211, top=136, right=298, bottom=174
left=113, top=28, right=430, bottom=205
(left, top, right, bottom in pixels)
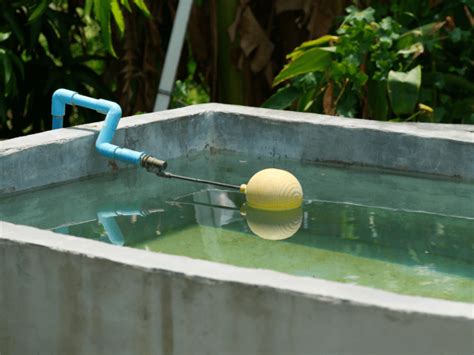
left=1, top=103, right=473, bottom=150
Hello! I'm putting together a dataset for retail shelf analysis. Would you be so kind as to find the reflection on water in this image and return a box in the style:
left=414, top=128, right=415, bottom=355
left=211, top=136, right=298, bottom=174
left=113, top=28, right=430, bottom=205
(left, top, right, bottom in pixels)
left=1, top=152, right=473, bottom=302
left=61, top=189, right=303, bottom=244
left=168, top=190, right=303, bottom=240
left=242, top=205, right=303, bottom=240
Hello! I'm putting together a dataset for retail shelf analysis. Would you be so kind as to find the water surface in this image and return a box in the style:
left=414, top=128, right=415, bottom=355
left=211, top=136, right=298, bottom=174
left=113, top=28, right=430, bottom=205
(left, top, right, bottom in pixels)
left=1, top=152, right=473, bottom=302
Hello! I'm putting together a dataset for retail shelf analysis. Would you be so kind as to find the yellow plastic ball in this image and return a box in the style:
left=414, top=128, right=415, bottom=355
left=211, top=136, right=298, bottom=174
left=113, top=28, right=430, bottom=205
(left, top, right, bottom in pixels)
left=240, top=168, right=303, bottom=211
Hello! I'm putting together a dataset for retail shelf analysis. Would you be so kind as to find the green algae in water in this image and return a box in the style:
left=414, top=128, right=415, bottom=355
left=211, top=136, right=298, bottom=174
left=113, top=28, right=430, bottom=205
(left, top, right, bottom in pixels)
left=1, top=152, right=473, bottom=302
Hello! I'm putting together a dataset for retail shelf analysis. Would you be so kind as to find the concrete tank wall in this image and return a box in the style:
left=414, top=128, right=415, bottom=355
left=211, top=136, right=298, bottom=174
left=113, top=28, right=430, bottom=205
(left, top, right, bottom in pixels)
left=1, top=104, right=473, bottom=354
left=1, top=222, right=473, bottom=355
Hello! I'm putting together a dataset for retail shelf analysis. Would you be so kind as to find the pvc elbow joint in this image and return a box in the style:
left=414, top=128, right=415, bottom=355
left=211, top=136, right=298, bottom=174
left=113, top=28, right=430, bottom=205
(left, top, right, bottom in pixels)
left=52, top=89, right=77, bottom=129
left=52, top=88, right=77, bottom=117
left=108, top=102, right=121, bottom=116
left=51, top=88, right=157, bottom=167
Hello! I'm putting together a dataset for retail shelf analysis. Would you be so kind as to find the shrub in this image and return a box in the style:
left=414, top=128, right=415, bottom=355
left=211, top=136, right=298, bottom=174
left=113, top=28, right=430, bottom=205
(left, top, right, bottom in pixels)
left=263, top=1, right=474, bottom=123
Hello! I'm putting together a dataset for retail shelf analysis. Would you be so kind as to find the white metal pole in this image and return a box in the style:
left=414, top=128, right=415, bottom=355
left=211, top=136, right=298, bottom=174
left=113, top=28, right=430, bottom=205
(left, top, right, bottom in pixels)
left=153, top=0, right=193, bottom=111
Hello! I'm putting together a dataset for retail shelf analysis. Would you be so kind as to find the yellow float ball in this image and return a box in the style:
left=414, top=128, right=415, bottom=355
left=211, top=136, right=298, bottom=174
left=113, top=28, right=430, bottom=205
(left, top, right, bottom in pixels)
left=240, top=168, right=303, bottom=211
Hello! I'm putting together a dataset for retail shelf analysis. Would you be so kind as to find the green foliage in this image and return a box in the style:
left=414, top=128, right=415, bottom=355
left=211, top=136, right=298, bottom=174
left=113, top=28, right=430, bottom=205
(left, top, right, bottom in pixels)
left=261, top=86, right=301, bottom=110
left=170, top=79, right=210, bottom=109
left=170, top=54, right=209, bottom=109
left=367, top=79, right=388, bottom=120
left=84, top=0, right=151, bottom=56
left=0, top=0, right=150, bottom=138
left=273, top=48, right=332, bottom=86
left=388, top=65, right=422, bottom=115
left=264, top=1, right=474, bottom=123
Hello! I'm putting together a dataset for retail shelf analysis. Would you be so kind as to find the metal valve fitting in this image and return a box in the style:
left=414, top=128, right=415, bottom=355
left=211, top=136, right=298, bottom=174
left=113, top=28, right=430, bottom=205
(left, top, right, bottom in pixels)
left=141, top=155, right=168, bottom=173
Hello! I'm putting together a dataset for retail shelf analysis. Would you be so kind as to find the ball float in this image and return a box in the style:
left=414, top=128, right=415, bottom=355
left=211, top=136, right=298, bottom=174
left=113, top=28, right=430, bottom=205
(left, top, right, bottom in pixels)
left=239, top=168, right=303, bottom=211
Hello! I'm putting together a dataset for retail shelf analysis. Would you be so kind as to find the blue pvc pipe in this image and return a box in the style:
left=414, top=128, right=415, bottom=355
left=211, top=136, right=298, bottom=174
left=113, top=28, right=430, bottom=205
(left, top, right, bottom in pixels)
left=51, top=88, right=144, bottom=165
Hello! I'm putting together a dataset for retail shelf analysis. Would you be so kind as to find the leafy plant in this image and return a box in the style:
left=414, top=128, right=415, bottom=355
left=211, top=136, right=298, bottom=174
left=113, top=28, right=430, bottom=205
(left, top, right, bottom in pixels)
left=84, top=0, right=151, bottom=56
left=0, top=0, right=150, bottom=138
left=264, top=1, right=474, bottom=123
left=170, top=50, right=209, bottom=109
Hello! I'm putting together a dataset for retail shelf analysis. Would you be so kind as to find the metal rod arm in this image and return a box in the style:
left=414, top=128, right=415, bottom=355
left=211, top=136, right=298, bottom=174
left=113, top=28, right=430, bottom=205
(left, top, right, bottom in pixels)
left=157, top=171, right=241, bottom=190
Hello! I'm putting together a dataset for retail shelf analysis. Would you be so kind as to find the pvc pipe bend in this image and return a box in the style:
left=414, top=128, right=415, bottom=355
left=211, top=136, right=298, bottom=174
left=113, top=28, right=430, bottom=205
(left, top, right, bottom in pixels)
left=51, top=88, right=145, bottom=166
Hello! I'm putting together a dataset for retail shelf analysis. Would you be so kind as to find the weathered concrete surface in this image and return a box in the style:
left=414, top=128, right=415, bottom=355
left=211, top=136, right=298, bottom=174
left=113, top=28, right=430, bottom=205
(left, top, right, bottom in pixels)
left=211, top=105, right=474, bottom=179
left=1, top=104, right=473, bottom=195
left=1, top=222, right=473, bottom=355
